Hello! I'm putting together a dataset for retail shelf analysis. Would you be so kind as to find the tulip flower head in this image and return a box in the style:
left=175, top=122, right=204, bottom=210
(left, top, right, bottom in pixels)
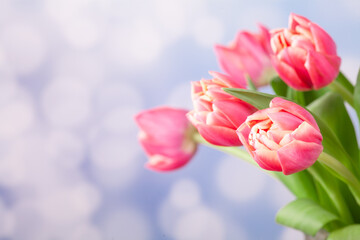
left=187, top=72, right=256, bottom=146
left=237, top=97, right=323, bottom=175
left=215, top=24, right=276, bottom=88
left=135, top=107, right=197, bottom=171
left=270, top=13, right=341, bottom=90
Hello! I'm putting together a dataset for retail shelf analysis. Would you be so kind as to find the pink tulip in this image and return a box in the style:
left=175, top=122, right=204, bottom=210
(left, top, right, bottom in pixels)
left=237, top=97, right=323, bottom=175
left=187, top=72, right=256, bottom=146
left=135, top=107, right=197, bottom=171
left=214, top=24, right=276, bottom=88
left=270, top=13, right=341, bottom=90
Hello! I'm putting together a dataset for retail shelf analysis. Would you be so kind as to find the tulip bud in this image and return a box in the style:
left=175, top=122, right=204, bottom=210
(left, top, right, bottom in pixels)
left=215, top=24, right=276, bottom=88
left=237, top=97, right=323, bottom=175
left=270, top=13, right=341, bottom=90
left=187, top=72, right=256, bottom=146
left=135, top=107, right=197, bottom=171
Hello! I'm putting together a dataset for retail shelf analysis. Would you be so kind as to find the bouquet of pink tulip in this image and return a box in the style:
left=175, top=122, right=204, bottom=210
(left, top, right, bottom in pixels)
left=135, top=13, right=360, bottom=239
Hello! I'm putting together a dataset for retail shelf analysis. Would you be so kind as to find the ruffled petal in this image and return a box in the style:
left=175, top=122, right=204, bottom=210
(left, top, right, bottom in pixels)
left=291, top=121, right=323, bottom=144
left=267, top=111, right=303, bottom=131
left=270, top=97, right=320, bottom=131
left=277, top=140, right=323, bottom=175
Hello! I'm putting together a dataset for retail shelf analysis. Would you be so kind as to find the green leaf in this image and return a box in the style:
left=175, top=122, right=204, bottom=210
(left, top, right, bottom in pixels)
left=276, top=199, right=339, bottom=236
left=354, top=68, right=360, bottom=125
left=270, top=76, right=288, bottom=97
left=223, top=88, right=275, bottom=109
left=328, top=72, right=355, bottom=107
left=275, top=171, right=318, bottom=202
left=337, top=71, right=354, bottom=94
left=286, top=87, right=306, bottom=106
left=246, top=76, right=257, bottom=91
left=328, top=225, right=360, bottom=240
left=307, top=92, right=359, bottom=165
left=303, top=87, right=330, bottom=106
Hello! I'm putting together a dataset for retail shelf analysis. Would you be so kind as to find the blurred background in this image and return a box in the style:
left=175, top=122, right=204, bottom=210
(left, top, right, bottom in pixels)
left=0, top=0, right=359, bottom=239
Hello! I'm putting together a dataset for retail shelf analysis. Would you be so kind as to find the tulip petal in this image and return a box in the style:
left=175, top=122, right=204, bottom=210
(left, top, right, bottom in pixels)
left=214, top=45, right=247, bottom=86
left=277, top=140, right=323, bottom=175
left=246, top=107, right=281, bottom=127
left=206, top=111, right=234, bottom=128
left=267, top=111, right=303, bottom=131
left=209, top=71, right=245, bottom=88
left=271, top=55, right=311, bottom=90
left=278, top=47, right=312, bottom=87
left=289, top=13, right=310, bottom=30
left=146, top=154, right=191, bottom=172
left=270, top=97, right=320, bottom=131
left=236, top=123, right=253, bottom=154
left=253, top=148, right=282, bottom=172
left=213, top=100, right=255, bottom=128
left=305, top=50, right=341, bottom=90
left=291, top=121, right=323, bottom=144
left=309, top=22, right=337, bottom=55
left=135, top=107, right=189, bottom=137
left=196, top=123, right=241, bottom=146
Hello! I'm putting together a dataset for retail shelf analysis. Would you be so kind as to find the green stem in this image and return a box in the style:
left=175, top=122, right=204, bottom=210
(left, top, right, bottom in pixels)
left=193, top=133, right=255, bottom=166
left=318, top=152, right=360, bottom=205
left=328, top=80, right=354, bottom=107
left=307, top=163, right=353, bottom=224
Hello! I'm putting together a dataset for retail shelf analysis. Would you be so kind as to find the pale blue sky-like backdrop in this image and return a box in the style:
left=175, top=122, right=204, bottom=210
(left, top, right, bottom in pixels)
left=0, top=0, right=359, bottom=239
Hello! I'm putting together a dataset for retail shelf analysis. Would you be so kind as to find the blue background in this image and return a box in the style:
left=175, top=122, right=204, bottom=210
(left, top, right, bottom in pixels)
left=0, top=0, right=359, bottom=239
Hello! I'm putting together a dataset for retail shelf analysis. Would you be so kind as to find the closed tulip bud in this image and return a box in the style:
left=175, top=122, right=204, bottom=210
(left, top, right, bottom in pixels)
left=237, top=97, right=323, bottom=175
left=135, top=107, right=197, bottom=171
left=270, top=13, right=341, bottom=90
left=187, top=72, right=256, bottom=146
left=215, top=24, right=276, bottom=88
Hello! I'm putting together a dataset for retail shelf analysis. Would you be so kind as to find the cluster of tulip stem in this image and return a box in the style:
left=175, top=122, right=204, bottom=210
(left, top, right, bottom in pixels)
left=136, top=12, right=360, bottom=238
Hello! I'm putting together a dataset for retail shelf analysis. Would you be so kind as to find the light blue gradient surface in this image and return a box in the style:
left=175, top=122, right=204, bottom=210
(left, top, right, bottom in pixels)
left=0, top=0, right=358, bottom=239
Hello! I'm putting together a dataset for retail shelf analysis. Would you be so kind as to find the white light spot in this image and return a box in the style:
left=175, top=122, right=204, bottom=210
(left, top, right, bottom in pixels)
left=89, top=135, right=139, bottom=189
left=169, top=179, right=201, bottom=209
left=42, top=77, right=92, bottom=128
left=106, top=20, right=163, bottom=66
left=167, top=82, right=193, bottom=109
left=341, top=0, right=360, bottom=17
left=100, top=207, right=151, bottom=240
left=237, top=6, right=285, bottom=29
left=192, top=16, right=224, bottom=48
left=158, top=200, right=182, bottom=236
left=153, top=0, right=186, bottom=42
left=0, top=95, right=35, bottom=140
left=0, top=200, right=15, bottom=237
left=1, top=22, right=46, bottom=74
left=35, top=181, right=101, bottom=224
left=268, top=181, right=295, bottom=209
left=341, top=56, right=360, bottom=84
left=101, top=106, right=140, bottom=135
left=226, top=223, right=249, bottom=240
left=280, top=228, right=304, bottom=240
left=174, top=206, right=225, bottom=240
left=53, top=52, right=104, bottom=89
left=65, top=224, right=103, bottom=240
left=61, top=16, right=101, bottom=49
left=47, top=131, right=85, bottom=169
left=215, top=156, right=267, bottom=203
left=94, top=82, right=142, bottom=114
left=44, top=0, right=93, bottom=23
